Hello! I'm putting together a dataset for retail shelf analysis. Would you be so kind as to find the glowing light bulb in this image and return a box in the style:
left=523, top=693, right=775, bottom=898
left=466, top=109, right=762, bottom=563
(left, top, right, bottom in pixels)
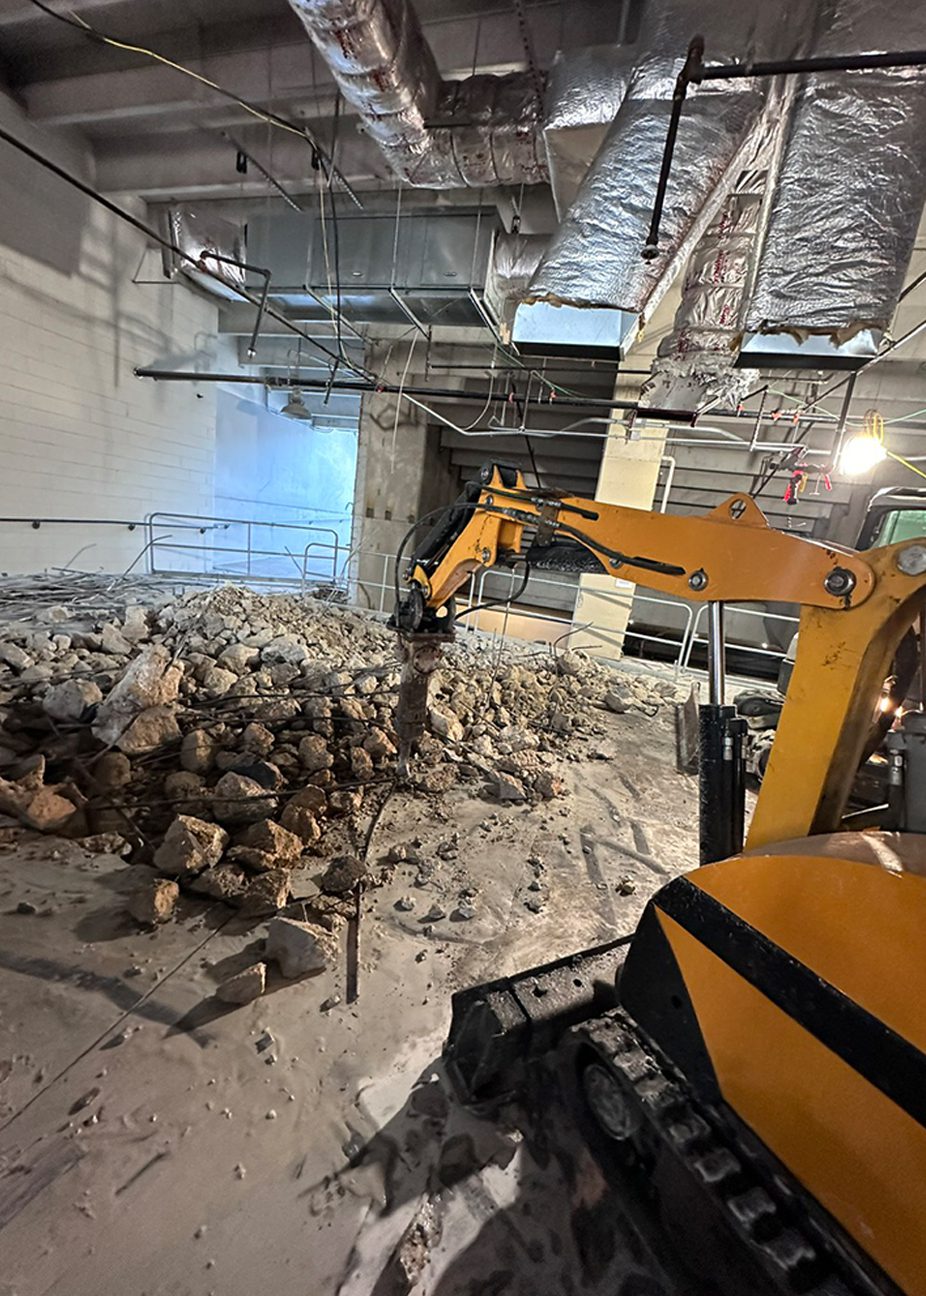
left=838, top=433, right=886, bottom=476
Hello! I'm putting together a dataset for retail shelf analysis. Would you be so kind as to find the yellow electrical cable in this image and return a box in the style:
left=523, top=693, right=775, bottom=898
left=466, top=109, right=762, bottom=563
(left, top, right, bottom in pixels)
left=49, top=3, right=312, bottom=143
left=858, top=408, right=926, bottom=480
left=886, top=450, right=926, bottom=481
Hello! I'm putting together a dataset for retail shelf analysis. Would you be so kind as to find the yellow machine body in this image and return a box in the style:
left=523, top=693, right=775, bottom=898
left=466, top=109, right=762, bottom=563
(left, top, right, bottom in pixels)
left=411, top=465, right=926, bottom=1290
left=648, top=840, right=926, bottom=1295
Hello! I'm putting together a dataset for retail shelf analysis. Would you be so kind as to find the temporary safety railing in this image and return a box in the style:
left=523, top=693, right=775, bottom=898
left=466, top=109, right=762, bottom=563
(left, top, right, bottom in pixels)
left=679, top=602, right=799, bottom=674
left=0, top=515, right=799, bottom=681
left=146, top=513, right=342, bottom=588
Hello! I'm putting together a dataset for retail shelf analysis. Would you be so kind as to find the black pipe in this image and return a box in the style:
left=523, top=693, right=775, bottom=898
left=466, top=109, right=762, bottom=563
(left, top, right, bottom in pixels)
left=645, top=42, right=926, bottom=259
left=133, top=367, right=641, bottom=412
left=643, top=36, right=703, bottom=261
left=696, top=48, right=926, bottom=82
left=0, top=124, right=361, bottom=380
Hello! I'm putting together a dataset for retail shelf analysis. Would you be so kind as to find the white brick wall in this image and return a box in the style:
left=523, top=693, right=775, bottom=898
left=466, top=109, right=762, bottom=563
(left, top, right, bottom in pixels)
left=0, top=96, right=219, bottom=575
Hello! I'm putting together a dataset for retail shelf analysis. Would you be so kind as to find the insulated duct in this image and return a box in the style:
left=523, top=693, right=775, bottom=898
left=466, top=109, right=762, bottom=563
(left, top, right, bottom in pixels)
left=287, top=0, right=547, bottom=187
left=542, top=44, right=635, bottom=215
left=484, top=231, right=547, bottom=338
left=640, top=171, right=765, bottom=416
left=164, top=207, right=247, bottom=300
left=744, top=0, right=926, bottom=348
left=524, top=0, right=782, bottom=325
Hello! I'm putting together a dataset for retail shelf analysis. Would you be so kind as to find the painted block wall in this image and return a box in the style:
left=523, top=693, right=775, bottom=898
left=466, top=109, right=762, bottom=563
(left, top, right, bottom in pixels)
left=0, top=94, right=218, bottom=576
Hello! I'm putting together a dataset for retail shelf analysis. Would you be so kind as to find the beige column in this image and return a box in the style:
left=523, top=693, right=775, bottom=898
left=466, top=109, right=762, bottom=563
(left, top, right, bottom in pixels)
left=352, top=344, right=458, bottom=613
left=570, top=418, right=669, bottom=660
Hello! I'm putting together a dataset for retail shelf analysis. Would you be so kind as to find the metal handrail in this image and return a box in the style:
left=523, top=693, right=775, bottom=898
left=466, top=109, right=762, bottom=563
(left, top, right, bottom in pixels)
left=147, top=511, right=346, bottom=585
left=680, top=602, right=800, bottom=672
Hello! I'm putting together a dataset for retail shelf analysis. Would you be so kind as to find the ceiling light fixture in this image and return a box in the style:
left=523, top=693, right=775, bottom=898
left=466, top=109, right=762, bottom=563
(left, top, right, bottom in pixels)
left=839, top=410, right=886, bottom=476
left=839, top=432, right=887, bottom=476
left=281, top=388, right=314, bottom=421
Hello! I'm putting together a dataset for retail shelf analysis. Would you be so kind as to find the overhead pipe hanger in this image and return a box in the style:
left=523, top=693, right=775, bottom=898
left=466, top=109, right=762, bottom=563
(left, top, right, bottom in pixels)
left=643, top=38, right=926, bottom=260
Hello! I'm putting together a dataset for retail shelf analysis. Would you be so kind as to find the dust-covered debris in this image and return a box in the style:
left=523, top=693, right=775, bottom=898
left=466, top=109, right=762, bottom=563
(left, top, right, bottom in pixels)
left=0, top=581, right=685, bottom=948
left=265, top=916, right=335, bottom=978
left=216, top=962, right=266, bottom=1004
left=127, top=875, right=179, bottom=926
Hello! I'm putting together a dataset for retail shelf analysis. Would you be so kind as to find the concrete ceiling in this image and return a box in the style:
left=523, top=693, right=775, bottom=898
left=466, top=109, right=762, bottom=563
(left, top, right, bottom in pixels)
left=5, top=0, right=926, bottom=546
left=0, top=0, right=620, bottom=200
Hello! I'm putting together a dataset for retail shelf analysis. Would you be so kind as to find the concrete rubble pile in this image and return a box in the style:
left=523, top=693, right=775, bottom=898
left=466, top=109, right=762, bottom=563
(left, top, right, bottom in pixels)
left=0, top=581, right=683, bottom=952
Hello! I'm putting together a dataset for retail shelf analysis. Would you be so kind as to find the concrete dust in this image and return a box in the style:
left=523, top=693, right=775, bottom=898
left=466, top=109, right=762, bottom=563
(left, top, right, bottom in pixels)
left=0, top=581, right=699, bottom=1294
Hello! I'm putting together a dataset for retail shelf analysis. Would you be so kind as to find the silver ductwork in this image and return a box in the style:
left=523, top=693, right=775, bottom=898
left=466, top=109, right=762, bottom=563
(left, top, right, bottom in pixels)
left=744, top=0, right=926, bottom=359
left=542, top=44, right=634, bottom=215
left=287, top=0, right=547, bottom=187
left=484, top=231, right=547, bottom=337
left=518, top=0, right=785, bottom=351
left=640, top=171, right=765, bottom=416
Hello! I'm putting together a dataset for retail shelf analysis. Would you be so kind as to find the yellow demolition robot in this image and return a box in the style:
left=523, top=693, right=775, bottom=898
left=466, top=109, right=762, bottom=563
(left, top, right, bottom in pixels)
left=390, top=463, right=926, bottom=1296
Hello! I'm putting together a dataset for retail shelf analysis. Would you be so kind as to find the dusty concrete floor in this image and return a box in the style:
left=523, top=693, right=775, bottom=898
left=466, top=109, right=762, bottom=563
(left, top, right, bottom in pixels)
left=0, top=705, right=698, bottom=1296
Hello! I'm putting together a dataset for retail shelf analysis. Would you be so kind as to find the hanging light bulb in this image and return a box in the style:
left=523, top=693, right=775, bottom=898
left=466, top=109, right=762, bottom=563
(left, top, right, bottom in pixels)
left=838, top=432, right=886, bottom=476
left=281, top=388, right=313, bottom=422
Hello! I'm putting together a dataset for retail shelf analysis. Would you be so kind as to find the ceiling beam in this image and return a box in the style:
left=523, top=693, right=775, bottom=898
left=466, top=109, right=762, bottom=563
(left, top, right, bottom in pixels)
left=0, top=0, right=130, bottom=25
left=94, top=122, right=388, bottom=198
left=19, top=5, right=580, bottom=129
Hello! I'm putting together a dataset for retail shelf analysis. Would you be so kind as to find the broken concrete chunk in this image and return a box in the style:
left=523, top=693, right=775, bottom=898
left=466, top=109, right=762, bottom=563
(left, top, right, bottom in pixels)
left=495, top=724, right=538, bottom=754
left=298, top=734, right=333, bottom=773
left=240, top=722, right=274, bottom=756
left=262, top=634, right=308, bottom=666
left=235, top=817, right=302, bottom=862
left=221, top=756, right=283, bottom=791
left=101, top=623, right=133, bottom=655
left=218, top=643, right=260, bottom=675
left=535, top=770, right=566, bottom=800
left=287, top=784, right=327, bottom=817
left=93, top=645, right=183, bottom=746
left=79, top=831, right=129, bottom=856
left=201, top=666, right=237, bottom=698
left=328, top=789, right=363, bottom=816
left=19, top=664, right=53, bottom=685
left=116, top=705, right=181, bottom=755
left=265, top=916, right=334, bottom=978
left=350, top=747, right=374, bottom=781
left=153, top=815, right=228, bottom=879
left=429, top=708, right=464, bottom=744
left=0, top=759, right=80, bottom=832
left=188, top=863, right=247, bottom=903
left=163, top=770, right=205, bottom=804
left=363, top=727, right=397, bottom=760
left=39, top=605, right=71, bottom=624
left=93, top=751, right=132, bottom=791
left=0, top=642, right=33, bottom=672
left=128, top=877, right=179, bottom=926
left=216, top=962, right=266, bottom=1004
left=319, top=854, right=365, bottom=895
left=227, top=818, right=302, bottom=872
left=42, top=679, right=103, bottom=722
left=21, top=785, right=80, bottom=832
left=278, top=800, right=321, bottom=845
left=492, top=771, right=526, bottom=803
left=603, top=686, right=634, bottom=715
left=238, top=868, right=292, bottom=917
left=212, top=772, right=274, bottom=826
left=121, top=604, right=150, bottom=643
left=180, top=728, right=217, bottom=774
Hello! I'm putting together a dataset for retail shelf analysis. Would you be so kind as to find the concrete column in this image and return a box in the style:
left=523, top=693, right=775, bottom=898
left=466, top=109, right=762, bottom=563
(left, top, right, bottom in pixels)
left=570, top=418, right=669, bottom=660
left=352, top=343, right=457, bottom=613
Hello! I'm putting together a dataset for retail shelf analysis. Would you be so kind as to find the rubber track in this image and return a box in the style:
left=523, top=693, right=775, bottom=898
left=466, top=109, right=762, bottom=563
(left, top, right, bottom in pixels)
left=573, top=1008, right=881, bottom=1296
